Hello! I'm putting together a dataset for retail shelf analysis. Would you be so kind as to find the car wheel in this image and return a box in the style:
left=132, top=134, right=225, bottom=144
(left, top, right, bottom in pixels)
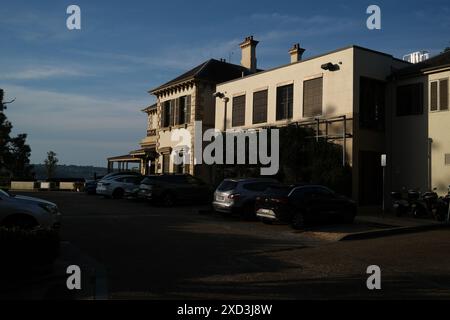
left=112, top=188, right=124, bottom=199
left=162, top=192, right=175, bottom=207
left=292, top=212, right=305, bottom=230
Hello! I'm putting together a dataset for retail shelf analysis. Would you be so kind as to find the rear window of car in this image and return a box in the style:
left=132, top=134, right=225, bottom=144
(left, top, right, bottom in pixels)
left=217, top=180, right=238, bottom=192
left=243, top=182, right=278, bottom=192
left=264, top=185, right=292, bottom=196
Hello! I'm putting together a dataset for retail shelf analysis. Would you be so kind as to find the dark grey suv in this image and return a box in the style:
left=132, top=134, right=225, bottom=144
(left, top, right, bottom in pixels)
left=137, top=174, right=212, bottom=206
left=212, top=178, right=280, bottom=219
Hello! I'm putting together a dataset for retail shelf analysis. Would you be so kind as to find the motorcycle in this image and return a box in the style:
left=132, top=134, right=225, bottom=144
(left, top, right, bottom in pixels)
left=391, top=189, right=410, bottom=217
left=391, top=188, right=447, bottom=221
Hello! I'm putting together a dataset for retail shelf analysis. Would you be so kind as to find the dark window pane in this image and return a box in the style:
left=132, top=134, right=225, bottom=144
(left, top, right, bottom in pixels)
left=276, top=84, right=293, bottom=121
left=163, top=154, right=170, bottom=174
left=440, top=79, right=449, bottom=110
left=253, top=90, right=268, bottom=124
left=303, top=78, right=323, bottom=118
left=359, top=77, right=386, bottom=131
left=431, top=81, right=438, bottom=111
left=232, top=95, right=246, bottom=127
left=217, top=180, right=238, bottom=191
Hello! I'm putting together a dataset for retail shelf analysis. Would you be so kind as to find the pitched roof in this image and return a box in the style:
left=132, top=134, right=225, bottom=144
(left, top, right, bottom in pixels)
left=150, top=59, right=254, bottom=93
left=395, top=50, right=450, bottom=78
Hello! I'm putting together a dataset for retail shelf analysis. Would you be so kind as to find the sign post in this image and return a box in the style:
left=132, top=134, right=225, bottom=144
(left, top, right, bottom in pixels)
left=381, top=154, right=387, bottom=216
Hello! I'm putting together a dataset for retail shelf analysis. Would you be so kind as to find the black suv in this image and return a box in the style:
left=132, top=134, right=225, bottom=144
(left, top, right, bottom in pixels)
left=138, top=174, right=212, bottom=206
left=255, top=185, right=357, bottom=229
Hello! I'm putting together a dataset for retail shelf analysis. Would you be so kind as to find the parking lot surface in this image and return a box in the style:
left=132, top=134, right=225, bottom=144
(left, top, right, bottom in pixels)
left=10, top=192, right=450, bottom=300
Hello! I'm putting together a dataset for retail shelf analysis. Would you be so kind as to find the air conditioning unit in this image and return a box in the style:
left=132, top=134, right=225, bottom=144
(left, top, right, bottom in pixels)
left=403, top=51, right=430, bottom=64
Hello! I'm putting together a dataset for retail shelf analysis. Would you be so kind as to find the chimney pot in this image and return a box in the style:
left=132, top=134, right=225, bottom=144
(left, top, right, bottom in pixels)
left=289, top=43, right=306, bottom=63
left=240, top=35, right=259, bottom=73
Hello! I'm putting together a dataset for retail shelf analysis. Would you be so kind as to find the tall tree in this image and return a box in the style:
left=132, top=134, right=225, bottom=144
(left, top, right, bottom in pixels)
left=44, top=151, right=59, bottom=180
left=0, top=88, right=33, bottom=180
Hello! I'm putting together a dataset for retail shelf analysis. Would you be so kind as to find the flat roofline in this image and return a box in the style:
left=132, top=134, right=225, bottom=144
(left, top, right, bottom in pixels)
left=217, top=45, right=409, bottom=87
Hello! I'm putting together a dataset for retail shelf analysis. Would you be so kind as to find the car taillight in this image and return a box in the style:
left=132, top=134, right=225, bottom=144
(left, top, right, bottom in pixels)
left=228, top=193, right=241, bottom=200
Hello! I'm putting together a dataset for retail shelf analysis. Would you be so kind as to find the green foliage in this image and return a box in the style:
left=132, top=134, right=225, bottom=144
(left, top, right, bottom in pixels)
left=44, top=151, right=59, bottom=180
left=0, top=89, right=34, bottom=181
left=277, top=125, right=352, bottom=196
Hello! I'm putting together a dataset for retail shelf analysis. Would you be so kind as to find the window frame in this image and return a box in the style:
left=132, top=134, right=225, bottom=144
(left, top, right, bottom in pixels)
left=252, top=89, right=268, bottom=124
left=276, top=84, right=294, bottom=121
left=430, top=78, right=449, bottom=112
left=232, top=94, right=246, bottom=127
left=303, top=77, right=323, bottom=118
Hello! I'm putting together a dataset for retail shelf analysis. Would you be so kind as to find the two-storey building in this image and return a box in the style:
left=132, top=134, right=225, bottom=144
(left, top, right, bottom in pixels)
left=214, top=44, right=409, bottom=205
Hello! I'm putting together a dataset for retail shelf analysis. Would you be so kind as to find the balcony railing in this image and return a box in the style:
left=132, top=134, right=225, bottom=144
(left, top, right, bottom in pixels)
left=147, top=129, right=157, bottom=137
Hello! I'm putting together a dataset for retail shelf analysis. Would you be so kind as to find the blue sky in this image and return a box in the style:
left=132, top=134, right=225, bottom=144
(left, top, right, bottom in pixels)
left=1, top=0, right=449, bottom=167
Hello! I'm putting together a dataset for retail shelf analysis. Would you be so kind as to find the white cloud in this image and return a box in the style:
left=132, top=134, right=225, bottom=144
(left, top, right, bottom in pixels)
left=0, top=66, right=91, bottom=80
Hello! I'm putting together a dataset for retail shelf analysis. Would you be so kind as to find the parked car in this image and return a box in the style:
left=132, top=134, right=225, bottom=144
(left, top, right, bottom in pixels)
left=212, top=178, right=281, bottom=219
left=0, top=189, right=62, bottom=230
left=101, top=171, right=142, bottom=181
left=96, top=175, right=144, bottom=199
left=85, top=180, right=98, bottom=195
left=256, top=185, right=356, bottom=229
left=138, top=174, right=212, bottom=206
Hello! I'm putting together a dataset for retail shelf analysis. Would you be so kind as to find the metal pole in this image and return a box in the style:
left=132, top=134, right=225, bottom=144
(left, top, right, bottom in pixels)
left=382, top=166, right=386, bottom=217
left=343, top=115, right=347, bottom=167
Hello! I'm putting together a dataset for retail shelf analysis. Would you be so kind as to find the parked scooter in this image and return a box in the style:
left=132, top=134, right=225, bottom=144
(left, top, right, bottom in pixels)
left=391, top=188, right=447, bottom=221
left=410, top=189, right=446, bottom=221
left=391, top=188, right=410, bottom=217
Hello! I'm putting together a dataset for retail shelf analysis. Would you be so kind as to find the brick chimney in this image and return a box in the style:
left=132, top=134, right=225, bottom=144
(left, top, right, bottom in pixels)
left=240, top=36, right=259, bottom=73
left=289, top=43, right=306, bottom=63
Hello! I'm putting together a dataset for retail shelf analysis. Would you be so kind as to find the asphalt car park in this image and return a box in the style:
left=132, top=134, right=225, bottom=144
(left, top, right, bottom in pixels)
left=6, top=191, right=450, bottom=299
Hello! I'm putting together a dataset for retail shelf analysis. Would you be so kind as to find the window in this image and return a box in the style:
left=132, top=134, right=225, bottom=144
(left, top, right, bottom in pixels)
left=445, top=154, right=450, bottom=166
left=396, top=83, right=424, bottom=116
left=162, top=101, right=172, bottom=127
left=253, top=90, right=268, bottom=124
left=176, top=95, right=192, bottom=125
left=430, top=79, right=449, bottom=112
left=162, top=153, right=170, bottom=174
left=359, top=77, right=386, bottom=130
left=303, top=77, right=323, bottom=118
left=276, top=84, right=293, bottom=121
left=232, top=95, right=246, bottom=127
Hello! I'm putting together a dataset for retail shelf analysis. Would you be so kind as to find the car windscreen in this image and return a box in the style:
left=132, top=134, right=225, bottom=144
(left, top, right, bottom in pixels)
left=0, top=189, right=10, bottom=197
left=217, top=180, right=238, bottom=192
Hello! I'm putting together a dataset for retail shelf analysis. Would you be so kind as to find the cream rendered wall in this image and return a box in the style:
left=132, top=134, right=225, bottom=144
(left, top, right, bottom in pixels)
left=216, top=47, right=355, bottom=131
left=157, top=85, right=196, bottom=174
left=428, top=70, right=450, bottom=194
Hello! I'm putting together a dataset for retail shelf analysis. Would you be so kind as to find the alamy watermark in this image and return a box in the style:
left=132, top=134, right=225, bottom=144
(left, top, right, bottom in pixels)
left=170, top=121, right=279, bottom=176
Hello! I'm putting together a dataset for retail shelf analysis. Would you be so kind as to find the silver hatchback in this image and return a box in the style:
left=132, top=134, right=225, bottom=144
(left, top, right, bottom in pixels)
left=213, top=178, right=280, bottom=219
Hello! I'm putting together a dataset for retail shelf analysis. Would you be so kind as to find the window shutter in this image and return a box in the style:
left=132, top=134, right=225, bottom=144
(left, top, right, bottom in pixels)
left=232, top=95, right=246, bottom=127
left=303, top=77, right=323, bottom=118
left=440, top=79, right=449, bottom=110
left=185, top=95, right=191, bottom=124
left=431, top=81, right=438, bottom=111
left=253, top=90, right=268, bottom=124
